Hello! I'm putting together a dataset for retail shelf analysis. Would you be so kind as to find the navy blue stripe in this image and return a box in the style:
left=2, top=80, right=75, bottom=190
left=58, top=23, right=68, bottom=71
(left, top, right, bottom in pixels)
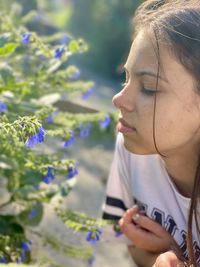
left=102, top=212, right=121, bottom=220
left=106, top=196, right=127, bottom=211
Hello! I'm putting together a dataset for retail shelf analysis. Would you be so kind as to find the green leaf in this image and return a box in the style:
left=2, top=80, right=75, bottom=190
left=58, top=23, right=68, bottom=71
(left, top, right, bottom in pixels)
left=68, top=40, right=80, bottom=53
left=0, top=43, right=18, bottom=57
left=0, top=67, right=15, bottom=86
left=0, top=216, right=24, bottom=235
left=0, top=265, right=36, bottom=267
left=0, top=33, right=10, bottom=48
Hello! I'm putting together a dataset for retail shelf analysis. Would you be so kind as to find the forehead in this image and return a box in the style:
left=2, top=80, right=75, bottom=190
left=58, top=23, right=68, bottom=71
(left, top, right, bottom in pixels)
left=125, top=30, right=195, bottom=89
left=125, top=31, right=159, bottom=71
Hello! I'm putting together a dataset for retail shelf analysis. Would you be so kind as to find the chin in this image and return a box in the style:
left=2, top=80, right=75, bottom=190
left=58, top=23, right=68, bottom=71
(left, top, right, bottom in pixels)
left=123, top=137, right=154, bottom=155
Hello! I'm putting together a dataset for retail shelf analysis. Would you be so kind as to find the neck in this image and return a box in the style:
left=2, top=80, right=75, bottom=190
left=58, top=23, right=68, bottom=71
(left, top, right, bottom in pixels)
left=161, top=149, right=199, bottom=198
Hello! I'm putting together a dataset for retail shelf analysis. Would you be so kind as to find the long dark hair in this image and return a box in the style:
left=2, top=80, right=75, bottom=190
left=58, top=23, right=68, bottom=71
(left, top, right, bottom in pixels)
left=132, top=0, right=200, bottom=265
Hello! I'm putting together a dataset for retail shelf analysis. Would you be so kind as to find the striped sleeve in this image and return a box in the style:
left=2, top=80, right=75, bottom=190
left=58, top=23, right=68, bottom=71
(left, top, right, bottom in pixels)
left=102, top=133, right=134, bottom=220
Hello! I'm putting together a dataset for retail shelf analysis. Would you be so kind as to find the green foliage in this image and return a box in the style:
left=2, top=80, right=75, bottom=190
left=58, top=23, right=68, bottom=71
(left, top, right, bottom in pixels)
left=56, top=209, right=118, bottom=233
left=0, top=0, right=117, bottom=265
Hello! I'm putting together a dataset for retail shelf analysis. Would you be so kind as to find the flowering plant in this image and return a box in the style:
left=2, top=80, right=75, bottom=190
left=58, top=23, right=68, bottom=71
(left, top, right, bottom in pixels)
left=0, top=2, right=116, bottom=266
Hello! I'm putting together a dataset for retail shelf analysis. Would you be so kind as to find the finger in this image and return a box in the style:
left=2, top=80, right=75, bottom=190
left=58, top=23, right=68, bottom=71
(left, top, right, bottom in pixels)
left=132, top=213, right=171, bottom=239
left=153, top=251, right=186, bottom=267
left=132, top=214, right=180, bottom=252
left=120, top=218, right=175, bottom=252
left=121, top=208, right=166, bottom=237
left=120, top=218, right=163, bottom=251
left=121, top=205, right=140, bottom=223
left=119, top=208, right=178, bottom=252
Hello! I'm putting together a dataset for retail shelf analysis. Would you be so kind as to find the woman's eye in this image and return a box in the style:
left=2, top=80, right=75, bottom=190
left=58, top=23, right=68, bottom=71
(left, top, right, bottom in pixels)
left=141, top=87, right=157, bottom=96
left=121, top=69, right=129, bottom=87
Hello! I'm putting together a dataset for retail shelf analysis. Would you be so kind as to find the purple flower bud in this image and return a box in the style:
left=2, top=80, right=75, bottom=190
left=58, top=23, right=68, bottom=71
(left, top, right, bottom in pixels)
left=64, top=133, right=75, bottom=148
left=115, top=231, right=123, bottom=237
left=21, top=241, right=31, bottom=251
left=22, top=32, right=31, bottom=45
left=20, top=250, right=26, bottom=262
left=68, top=69, right=81, bottom=82
left=37, top=127, right=45, bottom=142
left=25, top=135, right=38, bottom=148
left=54, top=47, right=65, bottom=59
left=86, top=229, right=102, bottom=245
left=0, top=256, right=7, bottom=263
left=67, top=165, right=78, bottom=179
left=59, top=34, right=71, bottom=45
left=81, top=87, right=94, bottom=100
left=47, top=111, right=59, bottom=124
left=28, top=207, right=37, bottom=220
left=79, top=123, right=92, bottom=138
left=99, top=115, right=111, bottom=129
left=47, top=115, right=54, bottom=124
left=43, top=167, right=55, bottom=184
left=25, top=127, right=45, bottom=148
left=0, top=102, right=8, bottom=112
left=88, top=254, right=95, bottom=266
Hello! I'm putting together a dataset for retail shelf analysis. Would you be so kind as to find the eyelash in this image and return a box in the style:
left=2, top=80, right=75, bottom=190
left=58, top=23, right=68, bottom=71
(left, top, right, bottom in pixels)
left=121, top=82, right=157, bottom=97
left=140, top=87, right=157, bottom=96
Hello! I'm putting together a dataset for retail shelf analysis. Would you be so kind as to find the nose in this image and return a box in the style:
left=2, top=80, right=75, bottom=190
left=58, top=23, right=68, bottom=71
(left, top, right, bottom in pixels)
left=112, top=86, right=135, bottom=112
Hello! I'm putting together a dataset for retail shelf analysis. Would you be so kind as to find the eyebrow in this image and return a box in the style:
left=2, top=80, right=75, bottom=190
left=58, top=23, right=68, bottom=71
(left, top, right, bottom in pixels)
left=124, top=66, right=169, bottom=84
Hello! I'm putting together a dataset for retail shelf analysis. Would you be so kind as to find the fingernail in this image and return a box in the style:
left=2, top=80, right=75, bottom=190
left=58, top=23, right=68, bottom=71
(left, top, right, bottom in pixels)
left=132, top=204, right=139, bottom=209
left=132, top=213, right=140, bottom=221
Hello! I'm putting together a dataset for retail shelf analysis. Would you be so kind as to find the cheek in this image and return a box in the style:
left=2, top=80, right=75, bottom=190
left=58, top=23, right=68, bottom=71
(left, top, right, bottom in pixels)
left=154, top=104, right=199, bottom=148
left=137, top=100, right=155, bottom=131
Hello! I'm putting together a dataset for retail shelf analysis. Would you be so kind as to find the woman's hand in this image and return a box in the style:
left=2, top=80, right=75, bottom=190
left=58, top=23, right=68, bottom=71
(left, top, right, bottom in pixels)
left=153, top=251, right=186, bottom=267
left=119, top=205, right=181, bottom=254
left=127, top=248, right=186, bottom=267
left=128, top=246, right=160, bottom=267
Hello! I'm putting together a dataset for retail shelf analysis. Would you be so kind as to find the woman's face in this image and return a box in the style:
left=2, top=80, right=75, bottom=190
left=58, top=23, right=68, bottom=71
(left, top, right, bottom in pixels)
left=113, top=30, right=200, bottom=156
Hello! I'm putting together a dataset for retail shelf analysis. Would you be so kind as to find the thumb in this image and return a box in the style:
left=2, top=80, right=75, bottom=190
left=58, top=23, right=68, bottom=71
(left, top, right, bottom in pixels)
left=120, top=205, right=140, bottom=224
left=153, top=251, right=186, bottom=267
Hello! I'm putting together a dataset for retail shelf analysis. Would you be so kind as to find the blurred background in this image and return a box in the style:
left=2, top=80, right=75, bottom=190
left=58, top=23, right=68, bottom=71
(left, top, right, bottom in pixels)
left=0, top=0, right=142, bottom=266
left=0, top=0, right=141, bottom=82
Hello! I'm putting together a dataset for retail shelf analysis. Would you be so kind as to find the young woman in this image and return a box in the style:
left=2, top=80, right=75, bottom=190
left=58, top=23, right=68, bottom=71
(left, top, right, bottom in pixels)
left=102, top=0, right=200, bottom=266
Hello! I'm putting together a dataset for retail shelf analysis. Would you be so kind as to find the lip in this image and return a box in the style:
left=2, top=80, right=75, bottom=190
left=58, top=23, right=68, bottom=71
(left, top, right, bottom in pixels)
left=117, top=118, right=136, bottom=134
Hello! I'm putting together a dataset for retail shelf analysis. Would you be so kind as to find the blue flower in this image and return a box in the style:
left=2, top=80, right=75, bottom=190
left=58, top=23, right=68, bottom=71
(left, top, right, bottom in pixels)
left=37, top=127, right=45, bottom=142
left=81, top=86, right=94, bottom=100
left=86, top=229, right=102, bottom=245
left=22, top=32, right=31, bottom=45
left=0, top=256, right=7, bottom=263
left=47, top=111, right=59, bottom=124
left=99, top=115, right=111, bottom=129
left=20, top=241, right=32, bottom=263
left=54, top=47, right=65, bottom=59
left=0, top=102, right=8, bottom=112
left=20, top=250, right=26, bottom=262
left=87, top=254, right=95, bottom=266
left=115, top=231, right=123, bottom=237
left=47, top=115, right=54, bottom=124
left=68, top=69, right=81, bottom=81
left=21, top=242, right=31, bottom=251
left=28, top=207, right=37, bottom=220
left=67, top=165, right=78, bottom=179
left=64, top=133, right=75, bottom=148
left=43, top=167, right=55, bottom=184
left=79, top=123, right=92, bottom=138
left=25, top=127, right=45, bottom=148
left=59, top=35, right=71, bottom=45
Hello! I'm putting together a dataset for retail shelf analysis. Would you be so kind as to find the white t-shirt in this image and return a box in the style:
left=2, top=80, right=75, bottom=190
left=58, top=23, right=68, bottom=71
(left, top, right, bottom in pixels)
left=102, top=133, right=200, bottom=262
